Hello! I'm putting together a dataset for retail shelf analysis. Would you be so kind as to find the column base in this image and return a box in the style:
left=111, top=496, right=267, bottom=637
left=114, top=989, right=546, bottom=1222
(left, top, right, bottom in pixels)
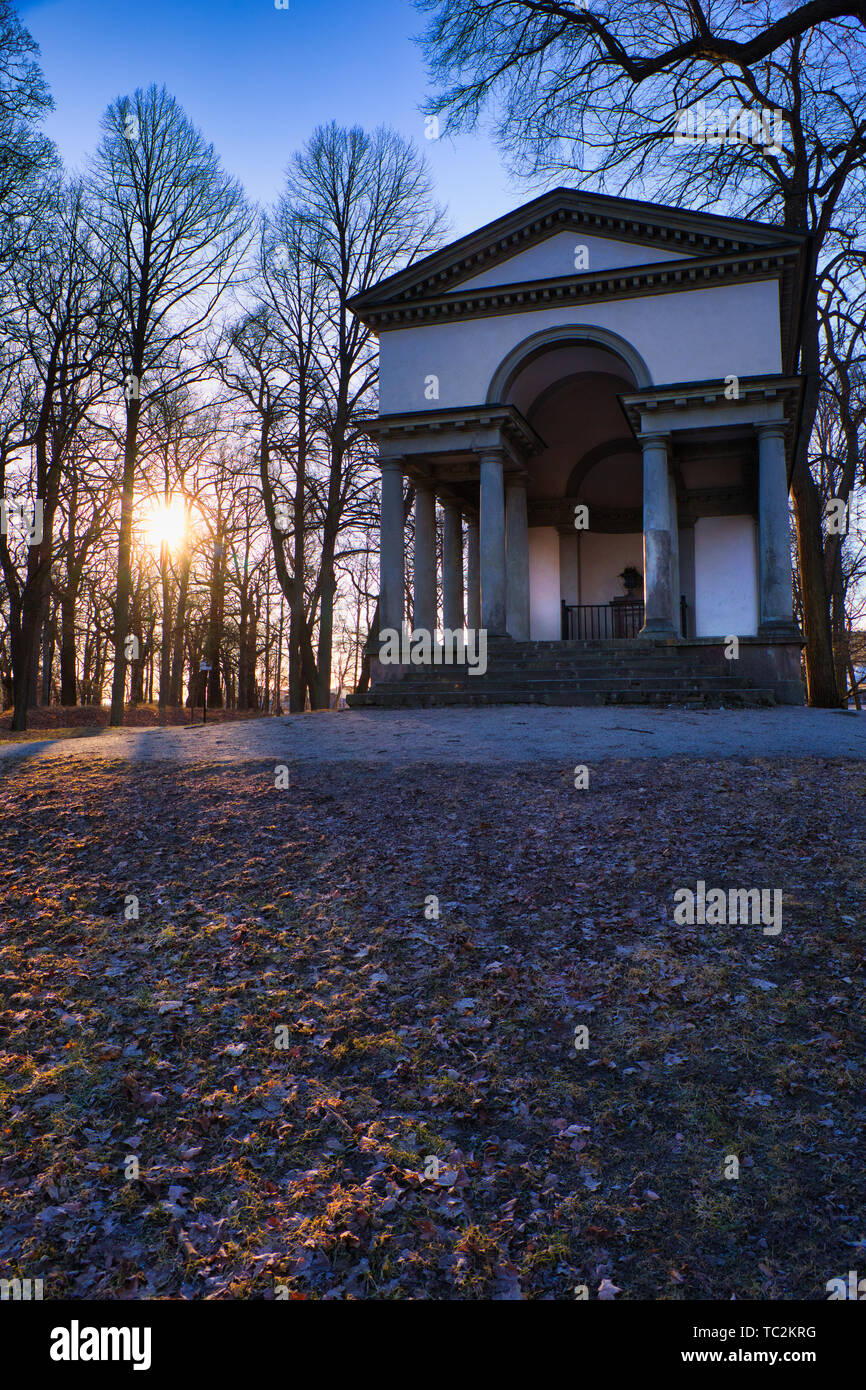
left=758, top=621, right=801, bottom=639
left=639, top=619, right=676, bottom=637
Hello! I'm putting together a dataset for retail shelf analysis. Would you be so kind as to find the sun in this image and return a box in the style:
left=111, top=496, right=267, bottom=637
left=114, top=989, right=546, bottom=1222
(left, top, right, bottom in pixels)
left=141, top=496, right=187, bottom=552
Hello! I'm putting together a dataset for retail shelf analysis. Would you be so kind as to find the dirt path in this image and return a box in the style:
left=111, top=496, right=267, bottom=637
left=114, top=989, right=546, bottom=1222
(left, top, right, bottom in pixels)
left=0, top=705, right=864, bottom=768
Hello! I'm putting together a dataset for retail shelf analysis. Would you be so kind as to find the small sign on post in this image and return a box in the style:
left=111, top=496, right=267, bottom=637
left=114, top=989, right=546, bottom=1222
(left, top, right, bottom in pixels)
left=200, top=660, right=212, bottom=724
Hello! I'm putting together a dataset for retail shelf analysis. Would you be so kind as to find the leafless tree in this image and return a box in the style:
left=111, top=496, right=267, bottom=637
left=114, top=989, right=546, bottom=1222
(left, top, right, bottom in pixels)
left=87, top=83, right=252, bottom=726
left=0, top=180, right=112, bottom=729
left=285, top=122, right=446, bottom=706
left=420, top=0, right=866, bottom=704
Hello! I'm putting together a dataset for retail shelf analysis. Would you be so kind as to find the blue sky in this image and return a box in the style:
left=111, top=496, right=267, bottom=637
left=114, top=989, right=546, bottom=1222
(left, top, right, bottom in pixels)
left=20, top=0, right=526, bottom=238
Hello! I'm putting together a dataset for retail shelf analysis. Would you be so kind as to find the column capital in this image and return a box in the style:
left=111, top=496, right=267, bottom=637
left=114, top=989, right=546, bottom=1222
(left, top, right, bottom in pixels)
left=637, top=432, right=671, bottom=448
left=379, top=456, right=405, bottom=474
left=755, top=422, right=786, bottom=441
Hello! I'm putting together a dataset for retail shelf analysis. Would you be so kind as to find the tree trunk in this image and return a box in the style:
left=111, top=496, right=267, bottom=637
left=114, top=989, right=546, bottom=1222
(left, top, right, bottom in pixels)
left=158, top=539, right=173, bottom=707
left=206, top=535, right=226, bottom=709
left=316, top=553, right=336, bottom=709
left=785, top=219, right=839, bottom=708
left=247, top=598, right=259, bottom=710
left=12, top=551, right=44, bottom=731
left=790, top=464, right=840, bottom=706
left=847, top=656, right=861, bottom=711
left=60, top=586, right=78, bottom=705
left=274, top=597, right=284, bottom=713
left=59, top=477, right=79, bottom=705
left=40, top=602, right=56, bottom=705
left=110, top=392, right=142, bottom=725
left=94, top=631, right=108, bottom=706
left=238, top=598, right=250, bottom=709
left=169, top=552, right=191, bottom=705
left=263, top=583, right=270, bottom=714
left=830, top=546, right=848, bottom=702
left=128, top=576, right=144, bottom=705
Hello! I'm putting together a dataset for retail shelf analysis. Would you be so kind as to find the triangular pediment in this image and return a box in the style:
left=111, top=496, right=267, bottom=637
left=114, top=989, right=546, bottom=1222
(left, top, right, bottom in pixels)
left=445, top=228, right=692, bottom=294
left=350, top=187, right=803, bottom=316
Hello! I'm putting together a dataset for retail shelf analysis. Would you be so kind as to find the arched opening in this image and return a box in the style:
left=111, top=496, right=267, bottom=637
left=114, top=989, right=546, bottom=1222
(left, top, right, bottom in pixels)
left=492, top=331, right=648, bottom=639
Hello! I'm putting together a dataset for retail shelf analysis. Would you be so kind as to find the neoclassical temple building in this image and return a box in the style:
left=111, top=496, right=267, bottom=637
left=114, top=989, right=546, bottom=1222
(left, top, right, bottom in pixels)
left=348, top=189, right=807, bottom=707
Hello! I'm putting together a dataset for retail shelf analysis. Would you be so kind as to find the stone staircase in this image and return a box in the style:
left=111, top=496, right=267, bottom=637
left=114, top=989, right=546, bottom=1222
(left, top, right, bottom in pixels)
left=347, top=638, right=778, bottom=708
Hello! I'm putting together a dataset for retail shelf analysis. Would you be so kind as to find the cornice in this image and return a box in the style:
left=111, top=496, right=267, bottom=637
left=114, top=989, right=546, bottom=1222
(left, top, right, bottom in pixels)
left=349, top=187, right=805, bottom=316
left=357, top=247, right=803, bottom=338
left=360, top=404, right=547, bottom=459
left=619, top=374, right=804, bottom=436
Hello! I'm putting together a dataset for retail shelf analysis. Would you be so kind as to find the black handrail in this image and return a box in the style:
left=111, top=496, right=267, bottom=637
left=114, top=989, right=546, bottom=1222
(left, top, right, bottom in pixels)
left=561, top=598, right=689, bottom=639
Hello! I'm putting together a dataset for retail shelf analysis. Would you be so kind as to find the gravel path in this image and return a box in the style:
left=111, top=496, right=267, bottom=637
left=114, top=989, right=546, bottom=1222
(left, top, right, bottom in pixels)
left=1, top=704, right=864, bottom=767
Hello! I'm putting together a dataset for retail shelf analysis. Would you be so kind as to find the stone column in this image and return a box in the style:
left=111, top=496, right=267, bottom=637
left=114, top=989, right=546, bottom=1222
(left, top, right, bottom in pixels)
left=757, top=424, right=795, bottom=633
left=466, top=517, right=481, bottom=630
left=479, top=450, right=507, bottom=634
left=505, top=477, right=530, bottom=639
left=413, top=482, right=437, bottom=633
left=441, top=502, right=465, bottom=631
left=668, top=471, right=681, bottom=635
left=639, top=434, right=676, bottom=636
left=379, top=458, right=404, bottom=635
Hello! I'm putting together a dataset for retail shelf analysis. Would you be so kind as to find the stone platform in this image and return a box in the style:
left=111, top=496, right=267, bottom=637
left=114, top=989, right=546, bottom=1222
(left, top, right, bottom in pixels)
left=348, top=636, right=804, bottom=709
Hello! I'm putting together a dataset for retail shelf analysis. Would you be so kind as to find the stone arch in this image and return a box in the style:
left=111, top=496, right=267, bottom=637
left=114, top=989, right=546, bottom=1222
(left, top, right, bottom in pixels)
left=485, top=323, right=653, bottom=404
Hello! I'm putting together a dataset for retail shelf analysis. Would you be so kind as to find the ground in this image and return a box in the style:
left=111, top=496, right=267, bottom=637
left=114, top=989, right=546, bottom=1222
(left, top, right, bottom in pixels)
left=1, top=703, right=865, bottom=765
left=0, top=704, right=262, bottom=744
left=0, top=710, right=863, bottom=1299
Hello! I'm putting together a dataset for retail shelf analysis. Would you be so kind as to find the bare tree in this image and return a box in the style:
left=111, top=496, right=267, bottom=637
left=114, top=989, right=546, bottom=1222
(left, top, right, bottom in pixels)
left=286, top=123, right=446, bottom=706
left=0, top=180, right=111, bottom=730
left=816, top=261, right=866, bottom=693
left=420, top=1, right=866, bottom=704
left=0, top=0, right=57, bottom=290
left=419, top=1, right=866, bottom=152
left=87, top=83, right=251, bottom=726
left=214, top=287, right=323, bottom=710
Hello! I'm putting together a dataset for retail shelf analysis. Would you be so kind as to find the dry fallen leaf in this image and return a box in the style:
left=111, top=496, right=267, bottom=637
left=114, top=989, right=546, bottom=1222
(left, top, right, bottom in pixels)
left=598, top=1278, right=622, bottom=1300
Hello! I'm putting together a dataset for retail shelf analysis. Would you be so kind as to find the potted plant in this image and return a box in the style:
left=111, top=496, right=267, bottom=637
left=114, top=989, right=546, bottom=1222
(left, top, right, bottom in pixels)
left=618, top=565, right=642, bottom=596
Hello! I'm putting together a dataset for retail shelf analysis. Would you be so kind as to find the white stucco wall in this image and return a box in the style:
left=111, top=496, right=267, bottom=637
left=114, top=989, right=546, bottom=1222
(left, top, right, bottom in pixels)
left=378, top=280, right=782, bottom=413
left=451, top=231, right=689, bottom=292
left=694, top=516, right=759, bottom=636
left=678, top=526, right=696, bottom=628
left=578, top=532, right=644, bottom=605
left=559, top=532, right=579, bottom=606
left=529, top=527, right=562, bottom=638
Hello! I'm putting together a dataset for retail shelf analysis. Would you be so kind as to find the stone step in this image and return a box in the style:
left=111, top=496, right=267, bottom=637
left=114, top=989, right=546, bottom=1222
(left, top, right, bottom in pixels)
left=352, top=636, right=780, bottom=709
left=389, top=664, right=726, bottom=680
left=379, top=665, right=762, bottom=683
left=486, top=640, right=682, bottom=654
left=348, top=686, right=776, bottom=708
left=475, top=655, right=687, bottom=666
left=371, top=681, right=767, bottom=697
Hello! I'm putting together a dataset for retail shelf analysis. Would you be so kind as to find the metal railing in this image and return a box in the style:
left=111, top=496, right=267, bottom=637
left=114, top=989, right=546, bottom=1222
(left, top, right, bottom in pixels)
left=561, top=598, right=689, bottom=639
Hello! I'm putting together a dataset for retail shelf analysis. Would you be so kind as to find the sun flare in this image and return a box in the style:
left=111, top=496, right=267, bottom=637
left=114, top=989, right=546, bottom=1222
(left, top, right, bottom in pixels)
left=141, top=496, right=187, bottom=553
